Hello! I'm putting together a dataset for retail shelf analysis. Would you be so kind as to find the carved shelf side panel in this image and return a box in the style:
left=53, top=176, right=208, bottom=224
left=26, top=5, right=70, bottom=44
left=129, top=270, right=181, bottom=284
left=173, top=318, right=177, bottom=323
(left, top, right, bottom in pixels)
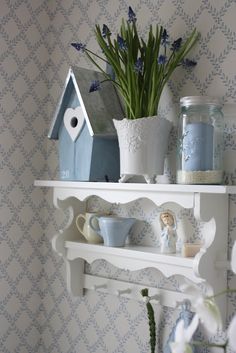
left=52, top=196, right=86, bottom=257
left=194, top=193, right=229, bottom=323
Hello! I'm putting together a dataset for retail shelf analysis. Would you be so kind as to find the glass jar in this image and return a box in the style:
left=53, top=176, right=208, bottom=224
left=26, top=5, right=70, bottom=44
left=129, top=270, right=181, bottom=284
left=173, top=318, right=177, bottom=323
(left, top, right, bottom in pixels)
left=177, top=96, right=224, bottom=184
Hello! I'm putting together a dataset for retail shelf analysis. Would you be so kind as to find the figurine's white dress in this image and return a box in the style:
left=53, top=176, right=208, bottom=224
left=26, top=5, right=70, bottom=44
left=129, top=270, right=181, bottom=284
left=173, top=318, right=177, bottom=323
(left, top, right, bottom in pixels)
left=160, top=226, right=177, bottom=254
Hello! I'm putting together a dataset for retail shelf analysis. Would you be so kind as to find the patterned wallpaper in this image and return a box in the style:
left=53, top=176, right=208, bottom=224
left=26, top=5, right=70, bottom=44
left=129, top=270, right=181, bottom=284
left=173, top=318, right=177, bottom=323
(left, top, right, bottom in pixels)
left=1, top=1, right=50, bottom=352
left=1, top=1, right=236, bottom=353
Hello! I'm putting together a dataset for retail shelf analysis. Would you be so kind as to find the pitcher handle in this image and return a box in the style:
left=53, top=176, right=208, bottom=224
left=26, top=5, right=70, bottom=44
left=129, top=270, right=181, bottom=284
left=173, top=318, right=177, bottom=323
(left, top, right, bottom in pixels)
left=76, top=214, right=86, bottom=237
left=89, top=215, right=102, bottom=236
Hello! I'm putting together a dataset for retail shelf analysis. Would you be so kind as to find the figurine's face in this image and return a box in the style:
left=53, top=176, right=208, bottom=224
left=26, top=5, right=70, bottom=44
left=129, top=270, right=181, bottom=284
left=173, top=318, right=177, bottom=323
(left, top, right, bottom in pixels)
left=161, top=212, right=174, bottom=226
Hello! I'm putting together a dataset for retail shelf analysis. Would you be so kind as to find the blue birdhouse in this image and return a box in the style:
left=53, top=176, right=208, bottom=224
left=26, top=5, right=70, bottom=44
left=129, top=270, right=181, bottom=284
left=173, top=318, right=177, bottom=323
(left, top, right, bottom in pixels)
left=48, top=66, right=124, bottom=182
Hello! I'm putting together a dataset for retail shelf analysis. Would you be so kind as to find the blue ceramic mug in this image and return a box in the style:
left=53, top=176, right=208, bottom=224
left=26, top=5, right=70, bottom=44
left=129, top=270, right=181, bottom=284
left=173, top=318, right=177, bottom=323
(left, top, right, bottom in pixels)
left=89, top=215, right=136, bottom=247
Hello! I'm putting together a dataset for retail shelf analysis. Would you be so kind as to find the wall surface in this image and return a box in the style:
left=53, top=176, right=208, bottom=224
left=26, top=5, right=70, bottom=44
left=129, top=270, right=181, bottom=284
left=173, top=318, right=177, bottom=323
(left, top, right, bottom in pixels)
left=1, top=1, right=236, bottom=353
left=0, top=1, right=50, bottom=352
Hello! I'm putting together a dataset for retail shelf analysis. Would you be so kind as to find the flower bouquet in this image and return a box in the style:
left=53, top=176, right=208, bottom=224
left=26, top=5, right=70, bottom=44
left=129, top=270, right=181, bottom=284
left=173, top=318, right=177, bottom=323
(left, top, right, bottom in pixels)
left=72, top=6, right=199, bottom=183
left=72, top=6, right=198, bottom=120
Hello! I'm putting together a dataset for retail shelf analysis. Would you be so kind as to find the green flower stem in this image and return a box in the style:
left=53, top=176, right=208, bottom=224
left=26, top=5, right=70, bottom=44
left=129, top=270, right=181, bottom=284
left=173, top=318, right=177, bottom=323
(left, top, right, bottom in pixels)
left=85, top=47, right=109, bottom=63
left=85, top=48, right=136, bottom=118
left=141, top=289, right=156, bottom=353
left=132, top=20, right=142, bottom=51
left=84, top=51, right=109, bottom=78
left=95, top=26, right=127, bottom=84
left=208, top=288, right=236, bottom=300
left=109, top=36, right=124, bottom=64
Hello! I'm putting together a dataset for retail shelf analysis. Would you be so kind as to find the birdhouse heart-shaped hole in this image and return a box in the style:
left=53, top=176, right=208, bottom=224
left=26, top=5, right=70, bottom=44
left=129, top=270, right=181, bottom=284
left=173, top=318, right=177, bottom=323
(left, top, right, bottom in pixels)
left=64, top=107, right=85, bottom=142
left=71, top=117, right=78, bottom=128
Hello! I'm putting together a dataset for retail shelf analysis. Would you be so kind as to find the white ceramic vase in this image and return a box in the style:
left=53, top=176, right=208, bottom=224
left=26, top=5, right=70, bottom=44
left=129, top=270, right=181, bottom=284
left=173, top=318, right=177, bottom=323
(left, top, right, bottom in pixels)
left=113, top=116, right=172, bottom=183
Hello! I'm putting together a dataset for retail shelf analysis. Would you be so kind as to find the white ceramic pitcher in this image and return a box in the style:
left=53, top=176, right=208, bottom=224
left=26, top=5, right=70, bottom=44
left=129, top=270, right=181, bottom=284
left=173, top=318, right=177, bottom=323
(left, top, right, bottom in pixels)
left=76, top=212, right=103, bottom=244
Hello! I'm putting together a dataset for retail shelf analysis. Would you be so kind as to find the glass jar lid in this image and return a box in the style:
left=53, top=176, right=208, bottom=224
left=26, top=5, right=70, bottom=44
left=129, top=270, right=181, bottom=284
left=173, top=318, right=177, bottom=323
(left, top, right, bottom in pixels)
left=180, top=96, right=222, bottom=108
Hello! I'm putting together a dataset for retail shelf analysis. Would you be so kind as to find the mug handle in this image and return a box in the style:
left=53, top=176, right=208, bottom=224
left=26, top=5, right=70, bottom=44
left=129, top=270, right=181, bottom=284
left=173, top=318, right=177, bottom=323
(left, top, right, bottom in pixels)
left=89, top=215, right=102, bottom=236
left=76, top=214, right=86, bottom=237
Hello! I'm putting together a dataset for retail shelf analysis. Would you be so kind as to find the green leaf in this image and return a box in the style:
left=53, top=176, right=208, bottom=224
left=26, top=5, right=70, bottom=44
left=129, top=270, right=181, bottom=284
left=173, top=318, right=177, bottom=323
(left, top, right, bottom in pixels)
left=78, top=17, right=199, bottom=119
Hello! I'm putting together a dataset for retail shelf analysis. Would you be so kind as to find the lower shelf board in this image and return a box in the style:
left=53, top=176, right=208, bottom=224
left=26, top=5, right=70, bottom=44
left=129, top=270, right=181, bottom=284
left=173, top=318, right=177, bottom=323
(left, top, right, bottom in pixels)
left=65, top=241, right=201, bottom=283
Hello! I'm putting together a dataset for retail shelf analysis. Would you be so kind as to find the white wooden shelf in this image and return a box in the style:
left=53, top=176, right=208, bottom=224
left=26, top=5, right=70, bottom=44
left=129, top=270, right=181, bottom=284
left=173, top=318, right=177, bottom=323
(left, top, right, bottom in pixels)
left=65, top=241, right=198, bottom=281
left=34, top=180, right=236, bottom=214
left=34, top=179, right=236, bottom=195
left=35, top=180, right=235, bottom=318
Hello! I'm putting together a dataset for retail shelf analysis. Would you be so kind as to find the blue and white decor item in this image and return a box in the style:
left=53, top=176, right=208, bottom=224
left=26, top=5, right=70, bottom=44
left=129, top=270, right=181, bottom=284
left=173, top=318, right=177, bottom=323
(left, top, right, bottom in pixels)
left=89, top=215, right=136, bottom=247
left=48, top=66, right=124, bottom=182
left=177, top=96, right=224, bottom=184
left=2, top=1, right=236, bottom=353
left=159, top=210, right=177, bottom=254
left=113, top=116, right=172, bottom=183
left=163, top=301, right=195, bottom=353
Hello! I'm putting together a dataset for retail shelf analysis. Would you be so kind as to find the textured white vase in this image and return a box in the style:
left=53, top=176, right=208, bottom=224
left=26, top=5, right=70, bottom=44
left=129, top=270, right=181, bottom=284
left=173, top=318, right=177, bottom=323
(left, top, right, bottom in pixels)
left=113, top=116, right=172, bottom=183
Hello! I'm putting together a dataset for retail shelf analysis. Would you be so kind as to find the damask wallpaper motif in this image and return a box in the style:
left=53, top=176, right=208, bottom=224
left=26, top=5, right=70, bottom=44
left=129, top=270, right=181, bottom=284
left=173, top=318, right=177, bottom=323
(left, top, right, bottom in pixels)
left=1, top=1, right=50, bottom=352
left=1, top=1, right=236, bottom=353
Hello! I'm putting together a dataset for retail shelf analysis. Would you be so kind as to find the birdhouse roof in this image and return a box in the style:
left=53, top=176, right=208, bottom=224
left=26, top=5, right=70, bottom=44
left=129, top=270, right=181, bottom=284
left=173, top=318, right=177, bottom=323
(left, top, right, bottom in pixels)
left=48, top=66, right=124, bottom=139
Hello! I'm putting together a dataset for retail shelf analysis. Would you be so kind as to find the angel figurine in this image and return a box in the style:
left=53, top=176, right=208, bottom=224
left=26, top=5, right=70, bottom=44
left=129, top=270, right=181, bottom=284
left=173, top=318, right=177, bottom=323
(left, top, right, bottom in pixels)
left=159, top=210, right=177, bottom=254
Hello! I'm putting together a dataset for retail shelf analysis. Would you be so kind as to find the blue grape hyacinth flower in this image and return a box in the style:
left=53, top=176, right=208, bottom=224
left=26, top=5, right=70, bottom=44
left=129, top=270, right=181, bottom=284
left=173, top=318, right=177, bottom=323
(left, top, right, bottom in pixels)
left=117, top=35, right=127, bottom=50
left=71, top=42, right=86, bottom=52
left=89, top=80, right=101, bottom=92
left=128, top=6, right=136, bottom=23
left=171, top=38, right=182, bottom=51
left=161, top=29, right=169, bottom=47
left=158, top=55, right=167, bottom=65
left=102, top=24, right=111, bottom=38
left=134, top=58, right=143, bottom=73
left=182, top=58, right=197, bottom=67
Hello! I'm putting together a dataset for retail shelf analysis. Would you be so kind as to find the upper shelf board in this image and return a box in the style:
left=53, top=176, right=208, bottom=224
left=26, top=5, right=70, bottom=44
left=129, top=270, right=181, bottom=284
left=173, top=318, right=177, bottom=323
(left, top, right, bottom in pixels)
left=34, top=180, right=236, bottom=194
